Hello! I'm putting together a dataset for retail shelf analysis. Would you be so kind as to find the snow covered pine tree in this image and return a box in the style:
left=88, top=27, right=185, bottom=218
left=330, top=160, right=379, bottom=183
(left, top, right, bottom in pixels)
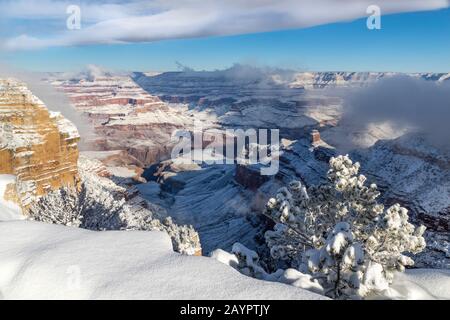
left=264, top=155, right=426, bottom=299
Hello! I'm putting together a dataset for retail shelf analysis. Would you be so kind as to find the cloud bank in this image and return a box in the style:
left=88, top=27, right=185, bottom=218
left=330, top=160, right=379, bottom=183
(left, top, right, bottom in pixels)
left=342, top=75, right=450, bottom=148
left=1, top=0, right=449, bottom=50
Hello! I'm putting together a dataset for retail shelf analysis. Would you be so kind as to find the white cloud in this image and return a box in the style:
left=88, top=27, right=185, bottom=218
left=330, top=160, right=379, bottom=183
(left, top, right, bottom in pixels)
left=1, top=0, right=449, bottom=50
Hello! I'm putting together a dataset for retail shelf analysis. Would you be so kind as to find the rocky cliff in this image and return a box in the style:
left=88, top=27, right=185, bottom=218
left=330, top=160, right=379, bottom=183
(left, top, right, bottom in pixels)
left=0, top=79, right=80, bottom=211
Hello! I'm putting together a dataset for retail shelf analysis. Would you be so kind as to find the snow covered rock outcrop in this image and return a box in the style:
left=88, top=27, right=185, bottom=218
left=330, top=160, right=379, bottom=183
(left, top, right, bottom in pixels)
left=0, top=79, right=80, bottom=212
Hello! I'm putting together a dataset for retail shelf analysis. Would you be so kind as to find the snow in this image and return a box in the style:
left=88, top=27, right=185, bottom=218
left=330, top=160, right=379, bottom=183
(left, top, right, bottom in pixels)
left=210, top=248, right=239, bottom=268
left=80, top=150, right=123, bottom=161
left=373, top=269, right=450, bottom=300
left=106, top=166, right=136, bottom=178
left=0, top=220, right=327, bottom=300
left=353, top=132, right=450, bottom=218
left=276, top=269, right=324, bottom=294
left=0, top=175, right=23, bottom=221
left=51, top=111, right=80, bottom=141
left=232, top=242, right=260, bottom=267
left=211, top=246, right=324, bottom=295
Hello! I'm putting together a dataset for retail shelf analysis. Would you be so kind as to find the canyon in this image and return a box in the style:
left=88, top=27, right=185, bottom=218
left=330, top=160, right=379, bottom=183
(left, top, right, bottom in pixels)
left=41, top=67, right=449, bottom=267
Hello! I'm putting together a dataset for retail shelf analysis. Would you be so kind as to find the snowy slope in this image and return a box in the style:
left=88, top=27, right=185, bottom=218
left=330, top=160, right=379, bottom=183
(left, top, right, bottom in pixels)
left=138, top=163, right=265, bottom=254
left=0, top=220, right=327, bottom=300
left=353, top=133, right=450, bottom=220
left=0, top=175, right=23, bottom=221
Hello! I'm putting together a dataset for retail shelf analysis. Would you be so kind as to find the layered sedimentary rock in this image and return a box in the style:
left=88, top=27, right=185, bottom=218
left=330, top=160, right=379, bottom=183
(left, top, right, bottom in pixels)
left=0, top=79, right=80, bottom=210
left=234, top=165, right=269, bottom=191
left=51, top=73, right=217, bottom=167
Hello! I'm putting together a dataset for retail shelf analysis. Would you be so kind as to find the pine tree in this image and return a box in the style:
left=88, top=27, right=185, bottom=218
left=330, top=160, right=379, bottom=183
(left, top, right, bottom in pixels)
left=264, top=155, right=426, bottom=298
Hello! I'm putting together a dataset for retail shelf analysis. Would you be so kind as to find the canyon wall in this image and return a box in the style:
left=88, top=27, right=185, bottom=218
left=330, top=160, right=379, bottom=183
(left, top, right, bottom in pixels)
left=0, top=79, right=80, bottom=211
left=51, top=75, right=218, bottom=167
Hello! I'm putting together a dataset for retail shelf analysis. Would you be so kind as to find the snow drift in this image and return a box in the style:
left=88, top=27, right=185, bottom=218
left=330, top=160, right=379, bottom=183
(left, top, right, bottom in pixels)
left=0, top=220, right=327, bottom=300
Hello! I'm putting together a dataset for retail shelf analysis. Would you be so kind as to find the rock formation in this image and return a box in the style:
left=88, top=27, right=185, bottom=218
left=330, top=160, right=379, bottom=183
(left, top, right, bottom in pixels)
left=0, top=79, right=80, bottom=211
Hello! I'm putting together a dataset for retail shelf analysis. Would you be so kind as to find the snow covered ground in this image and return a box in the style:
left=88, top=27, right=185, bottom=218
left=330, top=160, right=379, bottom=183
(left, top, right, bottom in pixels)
left=0, top=220, right=327, bottom=300
left=378, top=269, right=450, bottom=300
left=0, top=219, right=448, bottom=300
left=0, top=175, right=23, bottom=221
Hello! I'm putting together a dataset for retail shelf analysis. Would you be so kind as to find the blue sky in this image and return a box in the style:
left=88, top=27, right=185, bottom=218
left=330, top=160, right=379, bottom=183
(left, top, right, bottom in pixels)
left=1, top=1, right=449, bottom=73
